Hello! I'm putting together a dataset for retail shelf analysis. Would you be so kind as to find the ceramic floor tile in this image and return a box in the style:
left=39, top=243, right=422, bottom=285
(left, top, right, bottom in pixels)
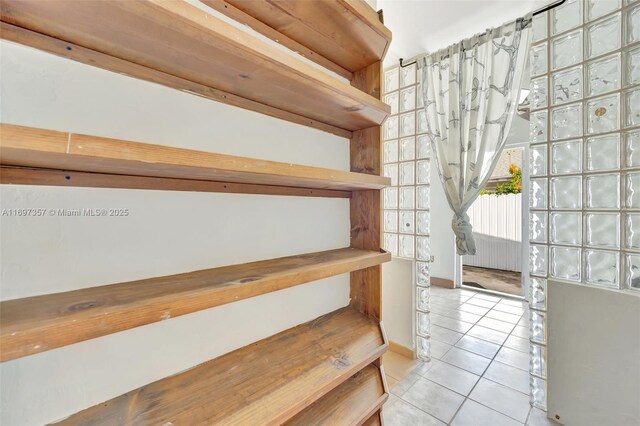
left=391, top=371, right=422, bottom=397
left=431, top=324, right=464, bottom=345
left=386, top=374, right=399, bottom=390
left=500, top=298, right=527, bottom=307
left=504, top=334, right=531, bottom=353
left=430, top=313, right=475, bottom=333
left=455, top=335, right=501, bottom=359
left=413, top=359, right=436, bottom=376
left=441, top=347, right=491, bottom=375
left=511, top=325, right=530, bottom=339
left=439, top=309, right=483, bottom=324
left=461, top=289, right=479, bottom=297
left=452, top=399, right=523, bottom=426
left=484, top=360, right=530, bottom=394
left=467, top=325, right=509, bottom=345
left=402, top=377, right=466, bottom=423
left=383, top=351, right=420, bottom=380
left=422, top=359, right=480, bottom=396
left=518, top=315, right=530, bottom=327
left=470, top=378, right=531, bottom=423
left=485, top=309, right=523, bottom=324
left=477, top=317, right=517, bottom=334
left=430, top=339, right=453, bottom=359
left=493, top=303, right=526, bottom=315
left=473, top=293, right=503, bottom=302
left=495, top=346, right=530, bottom=371
left=466, top=297, right=498, bottom=309
left=526, top=407, right=558, bottom=426
left=429, top=304, right=455, bottom=315
left=384, top=397, right=447, bottom=426
left=431, top=299, right=464, bottom=309
left=459, top=303, right=491, bottom=316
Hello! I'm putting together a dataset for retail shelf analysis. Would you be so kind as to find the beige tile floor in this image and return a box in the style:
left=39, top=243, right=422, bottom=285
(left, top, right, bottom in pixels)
left=382, top=286, right=558, bottom=426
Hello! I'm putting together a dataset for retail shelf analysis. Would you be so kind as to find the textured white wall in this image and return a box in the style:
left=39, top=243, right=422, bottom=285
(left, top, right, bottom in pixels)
left=382, top=257, right=414, bottom=349
left=0, top=40, right=351, bottom=425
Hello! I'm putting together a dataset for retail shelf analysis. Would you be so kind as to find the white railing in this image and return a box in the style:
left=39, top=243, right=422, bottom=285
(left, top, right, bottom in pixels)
left=463, top=193, right=522, bottom=272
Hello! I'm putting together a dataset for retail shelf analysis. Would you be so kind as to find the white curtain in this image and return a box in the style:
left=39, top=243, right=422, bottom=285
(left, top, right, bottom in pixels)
left=420, top=16, right=532, bottom=255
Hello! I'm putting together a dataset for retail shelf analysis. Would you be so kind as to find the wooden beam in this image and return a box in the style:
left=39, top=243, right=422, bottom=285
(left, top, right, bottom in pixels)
left=52, top=307, right=388, bottom=425
left=0, top=247, right=391, bottom=362
left=0, top=124, right=390, bottom=192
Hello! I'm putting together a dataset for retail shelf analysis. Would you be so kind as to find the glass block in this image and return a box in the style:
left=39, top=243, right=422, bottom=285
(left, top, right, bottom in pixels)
left=587, top=54, right=621, bottom=96
left=551, top=103, right=583, bottom=140
left=417, top=311, right=430, bottom=337
left=384, top=233, right=398, bottom=256
left=400, top=112, right=416, bottom=137
left=586, top=94, right=620, bottom=134
left=625, top=130, right=640, bottom=167
left=530, top=343, right=547, bottom=379
left=586, top=173, right=620, bottom=209
left=399, top=162, right=415, bottom=185
left=417, top=236, right=430, bottom=261
left=399, top=186, right=415, bottom=209
left=585, top=249, right=620, bottom=287
left=552, top=30, right=583, bottom=70
left=417, top=336, right=431, bottom=361
left=531, top=111, right=548, bottom=143
left=553, top=0, right=582, bottom=34
left=585, top=212, right=620, bottom=248
left=383, top=140, right=398, bottom=164
left=417, top=286, right=430, bottom=312
left=384, top=91, right=399, bottom=115
left=550, top=246, right=581, bottom=281
left=624, top=253, right=640, bottom=289
left=626, top=46, right=640, bottom=86
left=417, top=211, right=430, bottom=235
left=417, top=261, right=430, bottom=286
left=530, top=376, right=547, bottom=410
left=533, top=12, right=548, bottom=42
left=552, top=66, right=582, bottom=105
left=625, top=213, right=640, bottom=250
left=585, top=134, right=620, bottom=171
left=587, top=0, right=621, bottom=21
left=417, top=109, right=428, bottom=133
left=530, top=178, right=548, bottom=209
left=586, top=13, right=621, bottom=58
left=417, top=160, right=430, bottom=184
left=400, top=64, right=416, bottom=87
left=551, top=140, right=582, bottom=174
left=531, top=144, right=548, bottom=176
left=417, top=88, right=424, bottom=108
left=399, top=210, right=415, bottom=234
left=417, top=186, right=430, bottom=209
left=383, top=163, right=398, bottom=186
left=551, top=176, right=582, bottom=209
left=384, top=115, right=398, bottom=140
left=530, top=277, right=547, bottom=310
left=384, top=67, right=399, bottom=92
left=398, top=234, right=415, bottom=258
left=627, top=4, right=640, bottom=44
left=550, top=212, right=582, bottom=245
left=399, top=137, right=415, bottom=161
left=400, top=86, right=416, bottom=112
left=530, top=212, right=548, bottom=243
left=530, top=310, right=547, bottom=344
left=530, top=244, right=549, bottom=276
left=624, top=88, right=640, bottom=127
left=384, top=210, right=398, bottom=233
left=531, top=77, right=548, bottom=109
left=531, top=43, right=548, bottom=76
left=417, top=134, right=431, bottom=159
left=625, top=172, right=640, bottom=208
left=384, top=187, right=398, bottom=209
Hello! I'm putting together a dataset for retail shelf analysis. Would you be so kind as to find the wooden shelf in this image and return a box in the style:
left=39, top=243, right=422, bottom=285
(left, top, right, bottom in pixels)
left=0, top=247, right=390, bottom=362
left=52, top=307, right=387, bottom=425
left=0, top=1, right=390, bottom=135
left=203, top=0, right=392, bottom=79
left=0, top=124, right=390, bottom=196
left=286, top=364, right=388, bottom=425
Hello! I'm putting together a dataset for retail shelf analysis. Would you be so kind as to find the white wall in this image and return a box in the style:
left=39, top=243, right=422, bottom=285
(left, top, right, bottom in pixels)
left=548, top=281, right=640, bottom=426
left=0, top=40, right=352, bottom=425
left=382, top=258, right=414, bottom=349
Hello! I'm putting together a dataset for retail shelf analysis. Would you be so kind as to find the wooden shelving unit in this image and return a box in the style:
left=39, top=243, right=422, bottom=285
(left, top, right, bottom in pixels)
left=0, top=0, right=392, bottom=423
left=52, top=307, right=388, bottom=425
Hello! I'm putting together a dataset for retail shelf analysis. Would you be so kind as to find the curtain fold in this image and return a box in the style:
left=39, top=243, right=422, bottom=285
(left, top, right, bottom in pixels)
left=420, top=16, right=532, bottom=255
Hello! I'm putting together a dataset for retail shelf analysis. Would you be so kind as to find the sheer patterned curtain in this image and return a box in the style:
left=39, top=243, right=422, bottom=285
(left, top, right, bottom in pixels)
left=420, top=16, right=532, bottom=255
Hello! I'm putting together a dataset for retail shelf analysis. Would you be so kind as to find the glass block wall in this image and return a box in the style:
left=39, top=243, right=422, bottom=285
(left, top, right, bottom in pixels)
left=529, top=0, right=640, bottom=410
left=382, top=63, right=433, bottom=360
